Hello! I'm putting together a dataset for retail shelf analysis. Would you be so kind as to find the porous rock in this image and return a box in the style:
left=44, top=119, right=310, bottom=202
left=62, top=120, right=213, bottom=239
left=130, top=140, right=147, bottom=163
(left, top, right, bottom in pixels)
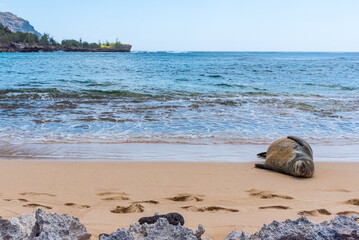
left=138, top=212, right=185, bottom=226
left=225, top=215, right=359, bottom=240
left=99, top=217, right=208, bottom=240
left=0, top=208, right=91, bottom=240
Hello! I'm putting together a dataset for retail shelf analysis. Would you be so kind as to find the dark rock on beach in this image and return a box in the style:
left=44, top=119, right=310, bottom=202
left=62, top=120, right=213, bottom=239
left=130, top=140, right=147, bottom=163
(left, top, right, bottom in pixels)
left=225, top=215, right=359, bottom=240
left=99, top=217, right=207, bottom=240
left=0, top=208, right=91, bottom=240
left=138, top=212, right=185, bottom=226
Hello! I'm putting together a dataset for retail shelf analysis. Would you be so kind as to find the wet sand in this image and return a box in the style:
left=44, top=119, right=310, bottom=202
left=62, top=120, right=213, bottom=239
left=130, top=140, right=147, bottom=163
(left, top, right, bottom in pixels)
left=0, top=161, right=358, bottom=239
left=1, top=143, right=358, bottom=162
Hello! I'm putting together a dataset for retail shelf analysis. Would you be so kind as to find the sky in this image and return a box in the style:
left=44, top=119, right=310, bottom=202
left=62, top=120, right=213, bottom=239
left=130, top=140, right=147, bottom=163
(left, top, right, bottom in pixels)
left=1, top=0, right=359, bottom=51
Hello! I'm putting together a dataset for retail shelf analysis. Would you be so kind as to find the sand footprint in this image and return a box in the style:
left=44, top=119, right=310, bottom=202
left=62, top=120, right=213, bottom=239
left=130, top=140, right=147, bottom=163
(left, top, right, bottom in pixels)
left=246, top=189, right=293, bottom=200
left=96, top=191, right=128, bottom=197
left=102, top=196, right=130, bottom=201
left=133, top=200, right=159, bottom=204
left=20, top=192, right=56, bottom=197
left=2, top=198, right=29, bottom=202
left=111, top=204, right=144, bottom=214
left=345, top=199, right=359, bottom=206
left=337, top=211, right=359, bottom=216
left=96, top=192, right=130, bottom=201
left=64, top=202, right=91, bottom=209
left=259, top=205, right=291, bottom=210
left=320, top=188, right=351, bottom=193
left=334, top=189, right=351, bottom=192
left=167, top=194, right=204, bottom=202
left=298, top=209, right=331, bottom=216
left=23, top=203, right=52, bottom=210
left=182, top=206, right=238, bottom=213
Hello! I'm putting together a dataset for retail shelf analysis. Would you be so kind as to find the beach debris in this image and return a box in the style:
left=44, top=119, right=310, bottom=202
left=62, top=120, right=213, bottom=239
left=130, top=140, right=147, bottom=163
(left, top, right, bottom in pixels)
left=138, top=212, right=185, bottom=226
left=99, top=217, right=207, bottom=240
left=225, top=215, right=359, bottom=240
left=0, top=208, right=91, bottom=240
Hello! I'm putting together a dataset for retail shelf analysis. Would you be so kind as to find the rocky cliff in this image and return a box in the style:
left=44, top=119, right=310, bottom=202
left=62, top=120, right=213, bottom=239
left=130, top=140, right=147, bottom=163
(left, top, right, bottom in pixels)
left=0, top=11, right=41, bottom=37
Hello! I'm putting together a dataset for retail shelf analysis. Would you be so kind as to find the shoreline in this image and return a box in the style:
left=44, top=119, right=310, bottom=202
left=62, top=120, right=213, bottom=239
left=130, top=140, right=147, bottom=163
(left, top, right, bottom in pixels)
left=1, top=142, right=358, bottom=162
left=0, top=161, right=358, bottom=239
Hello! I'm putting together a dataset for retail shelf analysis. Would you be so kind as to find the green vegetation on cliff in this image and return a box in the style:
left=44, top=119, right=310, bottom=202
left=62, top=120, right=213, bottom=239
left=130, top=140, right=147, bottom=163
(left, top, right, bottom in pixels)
left=0, top=23, right=57, bottom=46
left=0, top=23, right=38, bottom=44
left=61, top=39, right=100, bottom=49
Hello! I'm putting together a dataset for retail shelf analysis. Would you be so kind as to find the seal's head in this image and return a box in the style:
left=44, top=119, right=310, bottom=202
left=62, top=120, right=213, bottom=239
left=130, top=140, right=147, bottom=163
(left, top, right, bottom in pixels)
left=293, top=159, right=314, bottom=178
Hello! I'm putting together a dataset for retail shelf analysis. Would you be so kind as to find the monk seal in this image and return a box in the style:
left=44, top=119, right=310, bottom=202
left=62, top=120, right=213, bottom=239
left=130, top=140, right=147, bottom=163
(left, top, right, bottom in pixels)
left=255, top=136, right=314, bottom=178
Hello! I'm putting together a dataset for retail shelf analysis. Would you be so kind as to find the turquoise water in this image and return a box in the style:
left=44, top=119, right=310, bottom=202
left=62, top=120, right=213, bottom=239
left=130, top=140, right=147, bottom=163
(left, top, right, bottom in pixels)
left=0, top=52, right=358, bottom=145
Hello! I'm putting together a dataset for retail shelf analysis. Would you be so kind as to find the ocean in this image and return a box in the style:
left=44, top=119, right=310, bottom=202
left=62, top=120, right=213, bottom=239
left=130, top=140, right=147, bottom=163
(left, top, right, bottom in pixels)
left=0, top=51, right=358, bottom=160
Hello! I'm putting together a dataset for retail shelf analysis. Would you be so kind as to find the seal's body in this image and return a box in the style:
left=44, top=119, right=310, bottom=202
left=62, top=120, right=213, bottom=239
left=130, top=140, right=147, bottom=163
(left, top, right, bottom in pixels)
left=255, top=136, right=314, bottom=178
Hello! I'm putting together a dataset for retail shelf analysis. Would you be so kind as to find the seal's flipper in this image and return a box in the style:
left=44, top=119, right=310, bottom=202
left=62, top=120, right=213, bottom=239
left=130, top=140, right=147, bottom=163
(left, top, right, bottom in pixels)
left=257, top=152, right=267, bottom=159
left=287, top=136, right=313, bottom=159
left=255, top=163, right=292, bottom=176
left=255, top=163, right=274, bottom=171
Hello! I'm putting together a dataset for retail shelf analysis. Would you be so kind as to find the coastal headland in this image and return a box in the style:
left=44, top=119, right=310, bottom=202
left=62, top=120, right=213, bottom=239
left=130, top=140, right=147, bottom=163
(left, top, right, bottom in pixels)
left=0, top=40, right=132, bottom=52
left=0, top=12, right=132, bottom=52
left=0, top=160, right=358, bottom=239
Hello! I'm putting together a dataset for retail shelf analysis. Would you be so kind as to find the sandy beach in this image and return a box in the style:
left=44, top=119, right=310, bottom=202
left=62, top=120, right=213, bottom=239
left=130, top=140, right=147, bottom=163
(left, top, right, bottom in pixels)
left=0, top=160, right=358, bottom=239
left=2, top=2, right=359, bottom=239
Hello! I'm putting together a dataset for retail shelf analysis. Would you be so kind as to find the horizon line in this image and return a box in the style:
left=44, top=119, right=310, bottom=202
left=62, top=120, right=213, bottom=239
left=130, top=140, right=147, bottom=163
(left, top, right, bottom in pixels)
left=131, top=50, right=359, bottom=53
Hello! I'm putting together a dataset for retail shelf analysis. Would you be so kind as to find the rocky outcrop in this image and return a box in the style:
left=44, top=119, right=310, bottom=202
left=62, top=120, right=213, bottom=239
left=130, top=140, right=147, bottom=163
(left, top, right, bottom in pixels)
left=0, top=42, right=45, bottom=52
left=138, top=212, right=185, bottom=226
left=0, top=42, right=131, bottom=52
left=61, top=44, right=132, bottom=52
left=225, top=215, right=359, bottom=240
left=1, top=209, right=357, bottom=240
left=0, top=11, right=41, bottom=37
left=99, top=218, right=207, bottom=240
left=0, top=41, right=13, bottom=52
left=0, top=208, right=91, bottom=240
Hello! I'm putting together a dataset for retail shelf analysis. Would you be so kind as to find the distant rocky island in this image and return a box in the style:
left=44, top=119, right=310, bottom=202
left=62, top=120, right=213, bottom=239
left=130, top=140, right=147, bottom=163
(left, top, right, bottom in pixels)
left=0, top=11, right=131, bottom=52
